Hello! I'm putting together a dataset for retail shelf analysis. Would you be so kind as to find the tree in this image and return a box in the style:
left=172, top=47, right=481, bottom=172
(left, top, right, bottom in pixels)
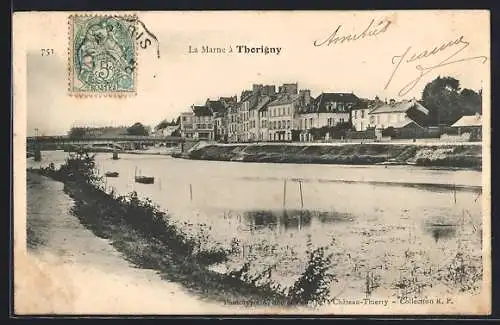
left=127, top=122, right=149, bottom=136
left=421, top=76, right=482, bottom=126
left=155, top=118, right=179, bottom=131
left=68, top=127, right=88, bottom=138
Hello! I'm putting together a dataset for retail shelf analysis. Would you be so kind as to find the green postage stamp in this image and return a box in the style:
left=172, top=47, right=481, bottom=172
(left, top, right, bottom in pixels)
left=69, top=14, right=137, bottom=96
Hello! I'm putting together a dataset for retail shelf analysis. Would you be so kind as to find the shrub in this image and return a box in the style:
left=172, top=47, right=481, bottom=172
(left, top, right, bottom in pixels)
left=287, top=238, right=337, bottom=305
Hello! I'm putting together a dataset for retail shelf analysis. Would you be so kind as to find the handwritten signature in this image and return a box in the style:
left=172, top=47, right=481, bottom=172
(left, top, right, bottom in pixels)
left=313, top=18, right=392, bottom=47
left=384, top=35, right=488, bottom=96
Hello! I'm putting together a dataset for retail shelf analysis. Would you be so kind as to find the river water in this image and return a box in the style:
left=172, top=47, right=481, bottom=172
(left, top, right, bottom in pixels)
left=27, top=150, right=484, bottom=301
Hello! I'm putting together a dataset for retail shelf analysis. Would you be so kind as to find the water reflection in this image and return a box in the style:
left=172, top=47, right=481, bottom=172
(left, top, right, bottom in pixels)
left=243, top=209, right=353, bottom=232
left=424, top=223, right=457, bottom=243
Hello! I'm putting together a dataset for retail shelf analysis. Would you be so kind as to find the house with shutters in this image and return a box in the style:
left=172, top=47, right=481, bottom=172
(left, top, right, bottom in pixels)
left=297, top=92, right=359, bottom=141
left=267, top=85, right=313, bottom=142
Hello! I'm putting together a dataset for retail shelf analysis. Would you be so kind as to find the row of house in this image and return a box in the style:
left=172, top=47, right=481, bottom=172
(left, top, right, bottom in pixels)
left=173, top=82, right=479, bottom=142
left=179, top=83, right=363, bottom=142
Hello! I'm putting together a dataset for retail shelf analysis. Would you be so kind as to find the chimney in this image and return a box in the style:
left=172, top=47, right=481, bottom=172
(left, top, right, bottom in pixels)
left=252, top=84, right=263, bottom=94
left=280, top=83, right=298, bottom=95
left=299, top=89, right=311, bottom=105
left=263, top=85, right=276, bottom=96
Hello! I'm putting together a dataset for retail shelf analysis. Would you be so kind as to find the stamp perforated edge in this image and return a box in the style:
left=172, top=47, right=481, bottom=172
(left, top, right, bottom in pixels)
left=67, top=13, right=138, bottom=98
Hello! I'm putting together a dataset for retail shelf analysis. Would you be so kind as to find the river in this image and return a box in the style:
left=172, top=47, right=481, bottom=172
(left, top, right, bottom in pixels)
left=27, top=150, right=484, bottom=302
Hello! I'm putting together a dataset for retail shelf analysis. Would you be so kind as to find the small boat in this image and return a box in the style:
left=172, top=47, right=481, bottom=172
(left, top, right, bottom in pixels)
left=105, top=171, right=119, bottom=177
left=134, top=167, right=154, bottom=184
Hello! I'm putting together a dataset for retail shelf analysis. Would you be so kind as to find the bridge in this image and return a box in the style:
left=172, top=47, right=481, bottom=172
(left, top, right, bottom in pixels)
left=27, top=135, right=189, bottom=150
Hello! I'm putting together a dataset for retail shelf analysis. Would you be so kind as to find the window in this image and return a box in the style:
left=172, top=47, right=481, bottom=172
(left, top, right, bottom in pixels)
left=286, top=120, right=290, bottom=129
left=309, top=118, right=313, bottom=128
left=361, top=110, right=365, bottom=118
left=354, top=111, right=357, bottom=118
left=278, top=121, right=282, bottom=129
left=338, top=103, right=344, bottom=111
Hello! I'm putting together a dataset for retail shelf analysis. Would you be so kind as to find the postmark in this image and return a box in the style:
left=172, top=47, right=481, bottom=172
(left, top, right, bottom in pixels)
left=68, top=14, right=137, bottom=97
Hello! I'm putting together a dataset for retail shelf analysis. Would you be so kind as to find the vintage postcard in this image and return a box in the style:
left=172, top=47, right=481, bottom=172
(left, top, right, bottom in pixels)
left=13, top=10, right=491, bottom=315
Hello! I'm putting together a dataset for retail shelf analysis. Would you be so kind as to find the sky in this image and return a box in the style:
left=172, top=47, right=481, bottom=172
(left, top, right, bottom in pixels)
left=20, top=10, right=490, bottom=136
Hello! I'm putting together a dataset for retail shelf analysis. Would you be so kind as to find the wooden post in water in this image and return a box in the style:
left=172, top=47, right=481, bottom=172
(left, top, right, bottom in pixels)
left=34, top=128, right=42, bottom=161
left=283, top=179, right=287, bottom=209
left=189, top=183, right=193, bottom=201
left=298, top=180, right=304, bottom=209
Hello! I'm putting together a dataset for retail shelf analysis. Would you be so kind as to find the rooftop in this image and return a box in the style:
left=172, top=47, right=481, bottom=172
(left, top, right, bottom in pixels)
left=317, top=92, right=359, bottom=104
left=192, top=105, right=212, bottom=116
left=300, top=92, right=359, bottom=113
left=268, top=93, right=302, bottom=107
left=391, top=119, right=423, bottom=129
left=369, top=100, right=429, bottom=115
left=256, top=95, right=272, bottom=112
left=206, top=100, right=227, bottom=114
left=451, top=114, right=482, bottom=128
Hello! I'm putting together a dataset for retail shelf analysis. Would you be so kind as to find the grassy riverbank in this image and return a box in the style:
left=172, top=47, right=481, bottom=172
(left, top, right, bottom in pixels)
left=177, top=143, right=482, bottom=170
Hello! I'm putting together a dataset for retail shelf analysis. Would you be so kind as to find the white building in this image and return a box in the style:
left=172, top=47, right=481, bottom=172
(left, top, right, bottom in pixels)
left=368, top=99, right=429, bottom=130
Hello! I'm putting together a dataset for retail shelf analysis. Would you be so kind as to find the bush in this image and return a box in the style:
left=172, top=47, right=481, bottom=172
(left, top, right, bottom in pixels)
left=287, top=237, right=337, bottom=305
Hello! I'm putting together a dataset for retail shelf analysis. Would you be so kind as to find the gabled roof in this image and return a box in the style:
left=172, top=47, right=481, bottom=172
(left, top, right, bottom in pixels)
left=219, top=96, right=237, bottom=105
left=206, top=100, right=227, bottom=114
left=369, top=100, right=429, bottom=115
left=192, top=105, right=212, bottom=116
left=392, top=119, right=423, bottom=129
left=240, top=90, right=253, bottom=102
left=451, top=114, right=482, bottom=128
left=268, top=93, right=301, bottom=107
left=256, top=96, right=272, bottom=112
left=299, top=93, right=358, bottom=113
left=316, top=93, right=359, bottom=105
left=352, top=98, right=382, bottom=110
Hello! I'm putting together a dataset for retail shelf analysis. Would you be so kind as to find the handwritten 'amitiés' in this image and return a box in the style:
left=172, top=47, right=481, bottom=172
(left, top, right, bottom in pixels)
left=313, top=18, right=392, bottom=47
